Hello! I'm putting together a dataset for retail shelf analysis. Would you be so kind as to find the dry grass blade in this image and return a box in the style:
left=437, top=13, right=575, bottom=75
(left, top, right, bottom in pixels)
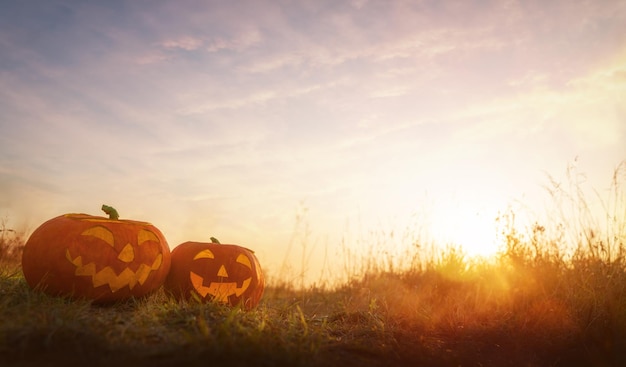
left=1, top=161, right=626, bottom=366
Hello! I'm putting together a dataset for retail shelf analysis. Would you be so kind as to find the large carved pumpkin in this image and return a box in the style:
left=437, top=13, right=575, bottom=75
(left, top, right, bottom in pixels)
left=164, top=239, right=264, bottom=309
left=21, top=207, right=171, bottom=303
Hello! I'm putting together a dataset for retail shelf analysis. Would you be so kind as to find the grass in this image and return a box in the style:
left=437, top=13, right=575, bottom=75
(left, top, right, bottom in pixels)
left=1, top=161, right=625, bottom=366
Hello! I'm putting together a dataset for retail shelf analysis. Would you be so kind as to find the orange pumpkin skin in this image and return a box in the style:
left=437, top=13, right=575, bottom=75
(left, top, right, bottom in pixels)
left=164, top=241, right=264, bottom=310
left=21, top=214, right=171, bottom=303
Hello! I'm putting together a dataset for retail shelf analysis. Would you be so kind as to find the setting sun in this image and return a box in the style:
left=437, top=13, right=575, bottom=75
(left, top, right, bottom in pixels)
left=0, top=0, right=624, bottom=286
left=1, top=2, right=625, bottom=365
left=428, top=201, right=501, bottom=259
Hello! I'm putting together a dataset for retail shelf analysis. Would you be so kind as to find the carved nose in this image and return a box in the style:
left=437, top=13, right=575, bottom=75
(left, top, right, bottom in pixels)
left=118, top=243, right=135, bottom=263
left=217, top=265, right=228, bottom=278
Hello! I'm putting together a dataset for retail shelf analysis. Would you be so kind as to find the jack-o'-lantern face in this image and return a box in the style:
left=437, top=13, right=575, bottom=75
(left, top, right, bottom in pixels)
left=64, top=221, right=164, bottom=292
left=164, top=241, right=264, bottom=310
left=189, top=248, right=255, bottom=303
left=22, top=213, right=171, bottom=303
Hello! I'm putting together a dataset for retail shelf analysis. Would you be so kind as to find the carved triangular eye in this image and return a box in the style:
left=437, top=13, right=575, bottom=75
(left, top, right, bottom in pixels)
left=138, top=229, right=160, bottom=245
left=81, top=226, right=114, bottom=247
left=193, top=249, right=215, bottom=260
left=236, top=254, right=252, bottom=269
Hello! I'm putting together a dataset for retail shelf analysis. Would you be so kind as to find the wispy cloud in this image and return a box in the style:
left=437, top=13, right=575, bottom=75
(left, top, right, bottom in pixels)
left=0, top=0, right=624, bottom=276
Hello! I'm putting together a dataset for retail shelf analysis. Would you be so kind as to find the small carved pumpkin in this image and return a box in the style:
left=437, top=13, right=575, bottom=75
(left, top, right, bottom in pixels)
left=164, top=239, right=264, bottom=309
left=21, top=207, right=171, bottom=303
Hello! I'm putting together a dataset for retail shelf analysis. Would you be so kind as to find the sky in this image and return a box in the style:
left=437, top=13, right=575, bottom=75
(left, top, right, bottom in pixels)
left=1, top=0, right=625, bottom=285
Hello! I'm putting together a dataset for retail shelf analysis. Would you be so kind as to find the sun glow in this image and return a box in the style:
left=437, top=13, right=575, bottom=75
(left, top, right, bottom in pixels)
left=430, top=202, right=502, bottom=260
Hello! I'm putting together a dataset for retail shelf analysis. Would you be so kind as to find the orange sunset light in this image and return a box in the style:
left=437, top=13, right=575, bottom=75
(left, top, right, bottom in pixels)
left=0, top=0, right=625, bottom=286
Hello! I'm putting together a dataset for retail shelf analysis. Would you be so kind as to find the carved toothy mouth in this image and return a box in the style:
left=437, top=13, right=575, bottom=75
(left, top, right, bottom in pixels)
left=65, top=250, right=163, bottom=292
left=189, top=271, right=252, bottom=302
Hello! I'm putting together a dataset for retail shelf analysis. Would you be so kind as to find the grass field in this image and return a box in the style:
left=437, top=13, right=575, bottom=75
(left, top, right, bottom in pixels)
left=1, top=163, right=625, bottom=366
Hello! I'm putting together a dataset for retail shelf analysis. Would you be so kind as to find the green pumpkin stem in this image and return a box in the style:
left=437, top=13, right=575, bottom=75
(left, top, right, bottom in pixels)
left=210, top=237, right=221, bottom=244
left=101, top=205, right=119, bottom=220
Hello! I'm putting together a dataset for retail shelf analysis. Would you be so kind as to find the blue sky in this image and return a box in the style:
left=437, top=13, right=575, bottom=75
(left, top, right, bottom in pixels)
left=1, top=0, right=625, bottom=284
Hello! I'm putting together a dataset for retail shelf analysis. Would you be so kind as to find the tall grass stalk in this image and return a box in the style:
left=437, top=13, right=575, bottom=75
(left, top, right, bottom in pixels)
left=1, top=160, right=625, bottom=366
